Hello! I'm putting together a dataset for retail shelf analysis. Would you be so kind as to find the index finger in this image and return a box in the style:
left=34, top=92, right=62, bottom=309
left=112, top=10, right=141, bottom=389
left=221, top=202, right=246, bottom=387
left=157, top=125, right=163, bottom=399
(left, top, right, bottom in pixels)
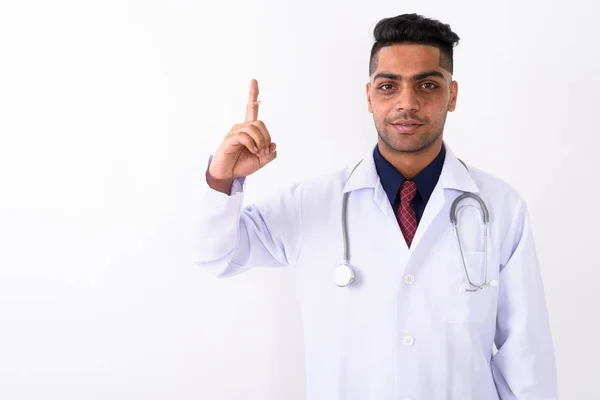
left=245, top=79, right=260, bottom=122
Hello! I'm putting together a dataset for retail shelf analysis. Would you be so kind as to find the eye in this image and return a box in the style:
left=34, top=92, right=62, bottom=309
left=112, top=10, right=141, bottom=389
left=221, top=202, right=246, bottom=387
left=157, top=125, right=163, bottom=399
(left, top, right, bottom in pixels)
left=421, top=82, right=439, bottom=90
left=378, top=84, right=395, bottom=91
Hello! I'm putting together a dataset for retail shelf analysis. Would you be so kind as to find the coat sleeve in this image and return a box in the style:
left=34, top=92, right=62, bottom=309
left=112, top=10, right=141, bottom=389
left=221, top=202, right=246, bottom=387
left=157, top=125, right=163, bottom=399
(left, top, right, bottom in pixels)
left=193, top=155, right=303, bottom=278
left=491, top=198, right=558, bottom=399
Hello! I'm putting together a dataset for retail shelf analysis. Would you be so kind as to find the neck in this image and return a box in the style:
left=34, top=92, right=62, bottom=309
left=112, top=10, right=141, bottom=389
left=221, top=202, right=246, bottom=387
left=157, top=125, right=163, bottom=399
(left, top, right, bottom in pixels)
left=378, top=137, right=443, bottom=180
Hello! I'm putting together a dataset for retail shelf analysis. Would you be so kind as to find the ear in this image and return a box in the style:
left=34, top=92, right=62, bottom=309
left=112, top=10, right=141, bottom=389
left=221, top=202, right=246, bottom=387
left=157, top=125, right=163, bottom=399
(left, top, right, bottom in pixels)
left=448, top=80, right=458, bottom=112
left=366, top=82, right=373, bottom=113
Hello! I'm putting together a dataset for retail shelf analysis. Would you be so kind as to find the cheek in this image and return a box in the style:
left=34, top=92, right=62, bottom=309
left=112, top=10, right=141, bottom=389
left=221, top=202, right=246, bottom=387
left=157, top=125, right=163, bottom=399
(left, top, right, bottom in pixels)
left=372, top=106, right=389, bottom=123
left=370, top=98, right=391, bottom=116
left=428, top=106, right=449, bottom=125
left=423, top=98, right=449, bottom=119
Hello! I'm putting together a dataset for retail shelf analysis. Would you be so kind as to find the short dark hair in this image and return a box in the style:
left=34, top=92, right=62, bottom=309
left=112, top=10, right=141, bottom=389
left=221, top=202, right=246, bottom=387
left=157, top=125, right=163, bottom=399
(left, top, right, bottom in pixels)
left=369, top=13, right=461, bottom=76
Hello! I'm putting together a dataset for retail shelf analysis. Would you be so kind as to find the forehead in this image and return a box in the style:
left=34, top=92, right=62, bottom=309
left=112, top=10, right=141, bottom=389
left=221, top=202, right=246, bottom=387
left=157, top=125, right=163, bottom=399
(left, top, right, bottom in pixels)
left=374, top=44, right=446, bottom=78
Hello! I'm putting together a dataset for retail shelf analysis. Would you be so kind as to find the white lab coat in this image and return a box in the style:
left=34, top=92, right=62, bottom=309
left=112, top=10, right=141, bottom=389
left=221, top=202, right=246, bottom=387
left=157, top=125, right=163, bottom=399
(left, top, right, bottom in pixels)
left=194, top=142, right=557, bottom=400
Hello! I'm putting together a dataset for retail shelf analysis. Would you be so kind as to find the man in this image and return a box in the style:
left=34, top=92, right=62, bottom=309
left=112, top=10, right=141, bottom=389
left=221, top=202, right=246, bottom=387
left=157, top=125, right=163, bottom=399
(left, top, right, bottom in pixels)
left=196, top=13, right=557, bottom=399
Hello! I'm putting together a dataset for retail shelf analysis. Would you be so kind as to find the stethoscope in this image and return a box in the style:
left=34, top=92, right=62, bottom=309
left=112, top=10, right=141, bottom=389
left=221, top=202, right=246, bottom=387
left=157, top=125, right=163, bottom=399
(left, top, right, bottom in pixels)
left=334, top=159, right=498, bottom=292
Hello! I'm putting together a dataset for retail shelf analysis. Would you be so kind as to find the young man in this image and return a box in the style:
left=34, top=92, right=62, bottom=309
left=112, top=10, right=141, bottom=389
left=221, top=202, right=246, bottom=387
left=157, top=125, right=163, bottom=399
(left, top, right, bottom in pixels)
left=197, top=13, right=557, bottom=399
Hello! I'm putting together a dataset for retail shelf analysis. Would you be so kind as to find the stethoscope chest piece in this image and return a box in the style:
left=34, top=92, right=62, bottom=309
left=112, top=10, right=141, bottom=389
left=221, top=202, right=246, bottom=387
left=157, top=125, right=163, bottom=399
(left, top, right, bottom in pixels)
left=334, top=263, right=354, bottom=287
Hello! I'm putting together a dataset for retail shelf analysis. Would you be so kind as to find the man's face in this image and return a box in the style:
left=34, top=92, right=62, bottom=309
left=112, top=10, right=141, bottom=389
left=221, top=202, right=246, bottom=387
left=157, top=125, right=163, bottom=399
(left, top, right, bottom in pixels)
left=366, top=44, right=458, bottom=153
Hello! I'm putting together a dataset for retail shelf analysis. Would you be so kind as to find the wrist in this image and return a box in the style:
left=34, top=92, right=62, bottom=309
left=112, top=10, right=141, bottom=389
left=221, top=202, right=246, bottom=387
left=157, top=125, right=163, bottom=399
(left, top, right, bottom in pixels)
left=206, top=168, right=235, bottom=195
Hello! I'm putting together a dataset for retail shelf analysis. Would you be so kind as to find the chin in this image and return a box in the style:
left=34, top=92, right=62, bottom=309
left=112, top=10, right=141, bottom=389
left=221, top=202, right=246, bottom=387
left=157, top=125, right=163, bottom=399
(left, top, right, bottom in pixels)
left=384, top=135, right=430, bottom=154
left=389, top=130, right=443, bottom=153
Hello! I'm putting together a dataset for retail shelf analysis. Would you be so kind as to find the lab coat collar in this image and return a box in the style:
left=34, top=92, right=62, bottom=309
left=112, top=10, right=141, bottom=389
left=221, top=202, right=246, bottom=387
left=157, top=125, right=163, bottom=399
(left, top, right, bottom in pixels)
left=439, top=144, right=480, bottom=194
left=342, top=141, right=480, bottom=194
left=342, top=144, right=380, bottom=194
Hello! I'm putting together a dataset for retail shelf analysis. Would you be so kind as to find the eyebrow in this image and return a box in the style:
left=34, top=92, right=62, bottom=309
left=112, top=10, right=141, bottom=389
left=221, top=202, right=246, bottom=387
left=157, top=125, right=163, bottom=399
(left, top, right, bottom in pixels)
left=373, top=70, right=445, bottom=82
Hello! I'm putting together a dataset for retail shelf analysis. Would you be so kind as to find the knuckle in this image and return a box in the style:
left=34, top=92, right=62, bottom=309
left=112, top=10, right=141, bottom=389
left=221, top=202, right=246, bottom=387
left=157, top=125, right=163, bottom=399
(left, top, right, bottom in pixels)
left=234, top=131, right=249, bottom=141
left=244, top=124, right=258, bottom=135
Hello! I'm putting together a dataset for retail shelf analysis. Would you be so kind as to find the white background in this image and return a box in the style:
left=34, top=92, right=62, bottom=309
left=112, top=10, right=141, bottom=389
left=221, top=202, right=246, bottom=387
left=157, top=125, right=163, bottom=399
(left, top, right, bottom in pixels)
left=1, top=0, right=598, bottom=398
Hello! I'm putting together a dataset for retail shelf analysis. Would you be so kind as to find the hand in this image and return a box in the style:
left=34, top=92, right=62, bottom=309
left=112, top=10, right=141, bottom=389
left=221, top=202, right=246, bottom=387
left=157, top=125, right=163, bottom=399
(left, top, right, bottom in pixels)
left=207, top=79, right=277, bottom=186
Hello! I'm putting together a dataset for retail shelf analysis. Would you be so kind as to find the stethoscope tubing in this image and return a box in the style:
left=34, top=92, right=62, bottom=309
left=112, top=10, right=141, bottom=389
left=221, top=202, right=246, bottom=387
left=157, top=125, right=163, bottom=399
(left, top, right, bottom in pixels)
left=336, top=158, right=497, bottom=291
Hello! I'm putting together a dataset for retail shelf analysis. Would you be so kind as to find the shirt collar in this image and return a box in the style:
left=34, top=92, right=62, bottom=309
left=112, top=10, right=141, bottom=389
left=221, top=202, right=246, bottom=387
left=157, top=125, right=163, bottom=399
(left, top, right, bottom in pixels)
left=373, top=143, right=446, bottom=205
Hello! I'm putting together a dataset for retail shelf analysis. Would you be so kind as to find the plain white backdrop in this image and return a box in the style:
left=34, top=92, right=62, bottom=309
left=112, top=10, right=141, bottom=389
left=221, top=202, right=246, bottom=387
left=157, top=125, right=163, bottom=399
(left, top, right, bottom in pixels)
left=1, top=0, right=598, bottom=398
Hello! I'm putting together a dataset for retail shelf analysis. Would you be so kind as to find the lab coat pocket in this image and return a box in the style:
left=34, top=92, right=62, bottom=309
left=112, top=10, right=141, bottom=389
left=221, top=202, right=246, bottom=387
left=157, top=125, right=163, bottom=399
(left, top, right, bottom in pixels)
left=441, top=251, right=496, bottom=324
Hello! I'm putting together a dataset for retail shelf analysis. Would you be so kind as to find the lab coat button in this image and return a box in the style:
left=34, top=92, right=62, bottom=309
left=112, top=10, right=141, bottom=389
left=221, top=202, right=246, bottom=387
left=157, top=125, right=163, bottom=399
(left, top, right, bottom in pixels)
left=402, top=335, right=415, bottom=346
left=404, top=274, right=415, bottom=285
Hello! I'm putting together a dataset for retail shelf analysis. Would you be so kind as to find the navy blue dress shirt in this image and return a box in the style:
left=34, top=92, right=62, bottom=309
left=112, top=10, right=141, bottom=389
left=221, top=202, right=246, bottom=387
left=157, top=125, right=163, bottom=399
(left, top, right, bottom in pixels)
left=373, top=144, right=446, bottom=225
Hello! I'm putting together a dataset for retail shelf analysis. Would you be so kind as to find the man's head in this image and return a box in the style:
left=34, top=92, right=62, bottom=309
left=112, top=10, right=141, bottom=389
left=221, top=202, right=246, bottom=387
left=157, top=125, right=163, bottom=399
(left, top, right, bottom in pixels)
left=366, top=14, right=460, bottom=154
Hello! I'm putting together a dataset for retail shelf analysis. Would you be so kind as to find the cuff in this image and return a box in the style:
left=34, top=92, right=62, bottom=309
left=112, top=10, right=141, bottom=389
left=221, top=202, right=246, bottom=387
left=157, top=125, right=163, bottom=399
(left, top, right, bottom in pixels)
left=206, top=154, right=247, bottom=195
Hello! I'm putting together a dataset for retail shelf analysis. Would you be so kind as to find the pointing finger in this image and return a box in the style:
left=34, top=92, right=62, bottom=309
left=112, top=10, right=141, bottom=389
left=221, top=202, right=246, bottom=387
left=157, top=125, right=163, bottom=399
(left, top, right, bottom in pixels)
left=245, top=79, right=260, bottom=122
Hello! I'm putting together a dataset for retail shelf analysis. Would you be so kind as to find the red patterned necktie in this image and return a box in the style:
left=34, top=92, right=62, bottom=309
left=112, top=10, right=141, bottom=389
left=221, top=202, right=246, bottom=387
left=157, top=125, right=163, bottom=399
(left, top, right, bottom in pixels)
left=397, top=180, right=418, bottom=248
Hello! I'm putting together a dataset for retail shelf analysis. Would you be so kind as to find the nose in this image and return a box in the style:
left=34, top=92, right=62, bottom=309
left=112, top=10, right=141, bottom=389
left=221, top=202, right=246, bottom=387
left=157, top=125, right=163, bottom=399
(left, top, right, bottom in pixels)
left=394, top=87, right=419, bottom=111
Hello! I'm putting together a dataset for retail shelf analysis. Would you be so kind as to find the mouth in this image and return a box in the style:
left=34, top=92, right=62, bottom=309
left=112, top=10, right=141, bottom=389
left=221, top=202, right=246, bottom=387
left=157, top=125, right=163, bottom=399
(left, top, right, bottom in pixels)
left=391, top=123, right=422, bottom=134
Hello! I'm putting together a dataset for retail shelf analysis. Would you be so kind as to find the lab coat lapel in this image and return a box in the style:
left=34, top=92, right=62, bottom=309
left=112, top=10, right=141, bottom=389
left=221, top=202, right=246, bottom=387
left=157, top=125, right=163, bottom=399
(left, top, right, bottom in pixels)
left=342, top=142, right=480, bottom=254
left=342, top=145, right=410, bottom=252
left=342, top=146, right=376, bottom=191
left=342, top=145, right=393, bottom=218
left=409, top=143, right=480, bottom=252
left=410, top=179, right=445, bottom=253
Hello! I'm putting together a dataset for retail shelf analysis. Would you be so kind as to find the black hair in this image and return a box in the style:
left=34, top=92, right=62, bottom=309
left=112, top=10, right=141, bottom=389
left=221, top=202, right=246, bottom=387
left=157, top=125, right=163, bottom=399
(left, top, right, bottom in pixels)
left=369, top=13, right=461, bottom=76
